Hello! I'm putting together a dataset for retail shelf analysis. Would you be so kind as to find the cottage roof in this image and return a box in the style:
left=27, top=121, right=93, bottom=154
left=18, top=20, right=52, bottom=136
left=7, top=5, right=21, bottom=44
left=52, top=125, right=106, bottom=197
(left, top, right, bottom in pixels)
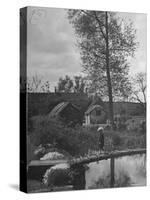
left=49, top=102, right=79, bottom=117
left=85, top=104, right=103, bottom=115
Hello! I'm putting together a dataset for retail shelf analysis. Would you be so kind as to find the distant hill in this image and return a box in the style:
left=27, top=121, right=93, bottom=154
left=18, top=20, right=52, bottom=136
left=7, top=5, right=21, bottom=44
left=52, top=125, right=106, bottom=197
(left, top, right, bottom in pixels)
left=27, top=93, right=145, bottom=118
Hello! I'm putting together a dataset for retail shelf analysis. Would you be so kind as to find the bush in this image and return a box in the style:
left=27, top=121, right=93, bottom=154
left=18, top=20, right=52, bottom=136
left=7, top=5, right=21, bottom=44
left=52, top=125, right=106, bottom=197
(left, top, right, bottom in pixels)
left=29, top=116, right=146, bottom=157
left=43, top=164, right=71, bottom=187
left=30, top=116, right=99, bottom=156
left=112, top=134, right=122, bottom=146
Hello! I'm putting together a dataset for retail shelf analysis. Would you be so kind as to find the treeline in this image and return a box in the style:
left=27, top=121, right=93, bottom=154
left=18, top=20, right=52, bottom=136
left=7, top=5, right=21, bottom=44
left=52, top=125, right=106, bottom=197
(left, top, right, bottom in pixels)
left=23, top=72, right=146, bottom=109
left=56, top=75, right=86, bottom=93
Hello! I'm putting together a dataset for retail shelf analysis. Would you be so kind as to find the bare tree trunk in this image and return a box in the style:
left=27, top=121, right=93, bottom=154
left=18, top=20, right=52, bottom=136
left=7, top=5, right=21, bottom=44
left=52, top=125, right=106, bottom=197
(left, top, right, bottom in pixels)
left=105, top=12, right=115, bottom=129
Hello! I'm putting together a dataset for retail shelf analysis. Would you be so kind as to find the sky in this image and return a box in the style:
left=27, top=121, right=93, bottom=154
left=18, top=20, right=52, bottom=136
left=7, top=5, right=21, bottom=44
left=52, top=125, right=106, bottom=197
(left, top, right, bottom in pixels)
left=27, top=7, right=147, bottom=90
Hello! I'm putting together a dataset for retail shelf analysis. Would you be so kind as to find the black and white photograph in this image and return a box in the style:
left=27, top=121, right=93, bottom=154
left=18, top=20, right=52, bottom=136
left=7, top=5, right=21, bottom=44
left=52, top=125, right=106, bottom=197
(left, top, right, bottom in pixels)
left=20, top=6, right=146, bottom=193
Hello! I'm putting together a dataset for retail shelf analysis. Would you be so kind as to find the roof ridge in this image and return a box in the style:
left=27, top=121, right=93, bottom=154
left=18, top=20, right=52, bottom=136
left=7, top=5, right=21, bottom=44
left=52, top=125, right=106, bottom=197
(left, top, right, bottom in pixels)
left=85, top=104, right=103, bottom=115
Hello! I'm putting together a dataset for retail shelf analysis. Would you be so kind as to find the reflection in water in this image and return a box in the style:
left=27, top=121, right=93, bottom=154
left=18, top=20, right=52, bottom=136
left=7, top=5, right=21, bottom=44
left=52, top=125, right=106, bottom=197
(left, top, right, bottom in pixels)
left=86, top=154, right=146, bottom=189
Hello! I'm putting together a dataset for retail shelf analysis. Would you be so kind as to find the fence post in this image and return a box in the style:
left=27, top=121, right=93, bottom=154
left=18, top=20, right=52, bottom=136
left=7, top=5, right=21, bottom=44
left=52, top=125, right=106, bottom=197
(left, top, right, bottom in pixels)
left=110, top=157, right=115, bottom=187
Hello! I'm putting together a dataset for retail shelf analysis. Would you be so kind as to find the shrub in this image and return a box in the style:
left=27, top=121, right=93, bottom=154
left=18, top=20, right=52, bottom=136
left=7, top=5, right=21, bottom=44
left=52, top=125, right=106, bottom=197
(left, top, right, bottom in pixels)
left=112, top=134, right=122, bottom=146
left=30, top=116, right=99, bottom=156
left=29, top=115, right=146, bottom=156
left=43, top=164, right=71, bottom=187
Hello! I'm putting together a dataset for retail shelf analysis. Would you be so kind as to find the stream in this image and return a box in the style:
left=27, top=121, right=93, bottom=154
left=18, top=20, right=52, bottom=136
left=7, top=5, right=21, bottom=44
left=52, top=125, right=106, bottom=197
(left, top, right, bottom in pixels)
left=85, top=154, right=146, bottom=189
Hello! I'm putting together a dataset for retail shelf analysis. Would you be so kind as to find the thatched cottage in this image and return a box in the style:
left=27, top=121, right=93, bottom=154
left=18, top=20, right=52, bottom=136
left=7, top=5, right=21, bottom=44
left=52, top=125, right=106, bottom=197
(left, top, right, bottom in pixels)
left=27, top=93, right=145, bottom=128
left=84, top=104, right=106, bottom=125
left=48, top=101, right=82, bottom=126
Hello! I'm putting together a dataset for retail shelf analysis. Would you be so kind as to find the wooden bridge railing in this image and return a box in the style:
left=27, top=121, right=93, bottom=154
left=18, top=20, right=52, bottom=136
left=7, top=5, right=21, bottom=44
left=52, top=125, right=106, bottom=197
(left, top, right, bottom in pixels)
left=69, top=148, right=146, bottom=166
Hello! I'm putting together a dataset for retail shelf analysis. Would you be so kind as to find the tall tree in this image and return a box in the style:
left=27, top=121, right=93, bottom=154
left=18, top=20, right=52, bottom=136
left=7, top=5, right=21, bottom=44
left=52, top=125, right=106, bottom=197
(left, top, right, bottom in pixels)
left=57, top=75, right=73, bottom=92
left=131, top=72, right=146, bottom=111
left=74, top=75, right=86, bottom=93
left=68, top=10, right=137, bottom=128
left=57, top=75, right=86, bottom=93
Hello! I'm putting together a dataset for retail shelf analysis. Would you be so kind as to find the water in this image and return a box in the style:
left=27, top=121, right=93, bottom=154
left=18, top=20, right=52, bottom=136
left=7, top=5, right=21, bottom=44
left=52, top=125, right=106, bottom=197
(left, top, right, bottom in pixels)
left=85, top=154, right=146, bottom=189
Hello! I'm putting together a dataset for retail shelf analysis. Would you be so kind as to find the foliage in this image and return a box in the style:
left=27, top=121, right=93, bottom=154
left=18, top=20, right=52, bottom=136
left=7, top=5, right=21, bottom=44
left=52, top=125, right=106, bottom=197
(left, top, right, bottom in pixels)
left=131, top=72, right=146, bottom=112
left=112, top=134, right=122, bottom=146
left=68, top=10, right=137, bottom=128
left=29, top=116, right=99, bottom=156
left=74, top=75, right=86, bottom=93
left=105, top=129, right=146, bottom=151
left=57, top=75, right=86, bottom=93
left=57, top=75, right=73, bottom=93
left=27, top=75, right=51, bottom=93
left=68, top=10, right=137, bottom=101
left=29, top=116, right=146, bottom=157
left=43, top=164, right=71, bottom=187
left=40, top=152, right=65, bottom=160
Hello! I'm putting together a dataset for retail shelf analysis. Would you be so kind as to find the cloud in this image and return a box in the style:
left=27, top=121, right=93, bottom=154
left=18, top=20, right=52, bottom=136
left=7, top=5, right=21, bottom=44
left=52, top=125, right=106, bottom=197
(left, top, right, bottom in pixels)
left=27, top=7, right=81, bottom=85
left=118, top=12, right=147, bottom=75
left=27, top=7, right=146, bottom=90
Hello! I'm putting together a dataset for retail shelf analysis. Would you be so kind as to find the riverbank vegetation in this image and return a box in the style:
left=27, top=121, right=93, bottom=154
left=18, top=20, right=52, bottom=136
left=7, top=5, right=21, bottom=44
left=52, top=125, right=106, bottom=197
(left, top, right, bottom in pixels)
left=28, top=116, right=146, bottom=160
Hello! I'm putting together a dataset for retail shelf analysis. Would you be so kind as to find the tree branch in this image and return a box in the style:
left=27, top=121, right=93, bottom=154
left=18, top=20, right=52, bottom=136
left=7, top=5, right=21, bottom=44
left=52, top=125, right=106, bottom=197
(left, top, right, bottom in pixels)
left=80, top=10, right=106, bottom=40
left=109, top=48, right=129, bottom=51
left=93, top=11, right=106, bottom=40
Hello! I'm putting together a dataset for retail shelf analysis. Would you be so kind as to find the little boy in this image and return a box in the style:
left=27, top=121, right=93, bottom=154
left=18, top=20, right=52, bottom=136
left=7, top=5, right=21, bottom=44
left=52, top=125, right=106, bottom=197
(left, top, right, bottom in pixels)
left=97, top=127, right=104, bottom=153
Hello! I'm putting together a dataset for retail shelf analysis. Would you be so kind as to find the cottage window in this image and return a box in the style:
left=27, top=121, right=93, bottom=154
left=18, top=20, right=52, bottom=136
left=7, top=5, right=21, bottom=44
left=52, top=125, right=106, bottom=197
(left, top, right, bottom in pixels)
left=96, top=109, right=101, bottom=116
